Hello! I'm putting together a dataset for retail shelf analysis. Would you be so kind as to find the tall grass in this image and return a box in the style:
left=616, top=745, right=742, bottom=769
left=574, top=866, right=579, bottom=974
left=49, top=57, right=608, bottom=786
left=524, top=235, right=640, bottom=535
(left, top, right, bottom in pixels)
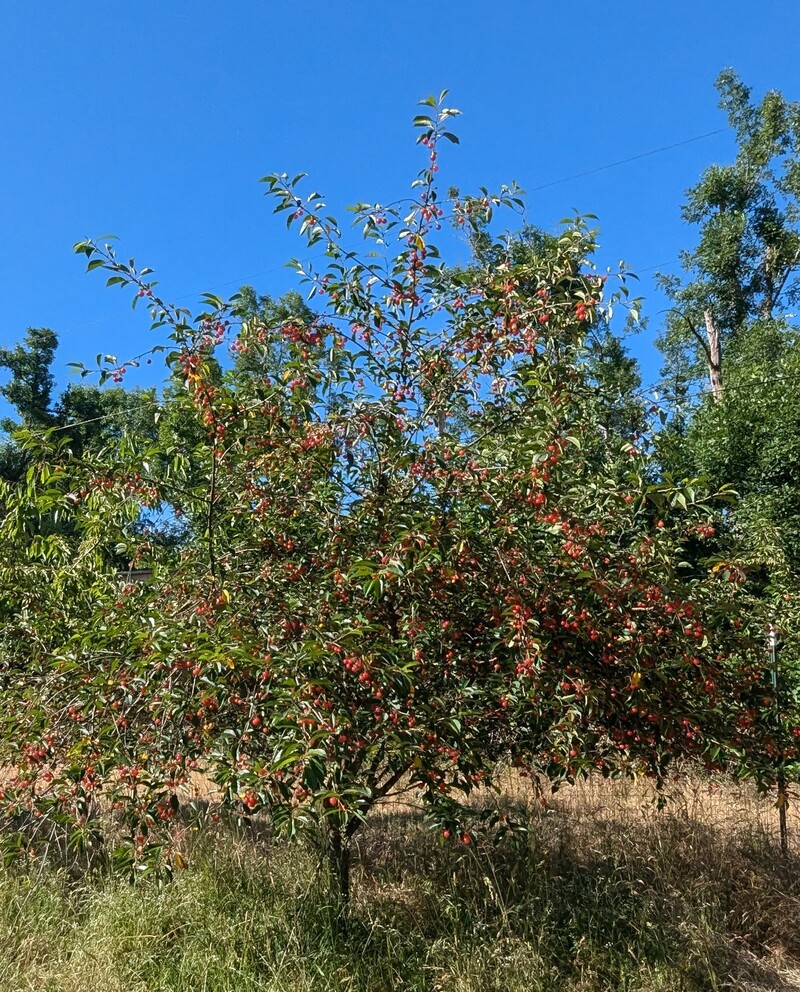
left=1, top=776, right=798, bottom=991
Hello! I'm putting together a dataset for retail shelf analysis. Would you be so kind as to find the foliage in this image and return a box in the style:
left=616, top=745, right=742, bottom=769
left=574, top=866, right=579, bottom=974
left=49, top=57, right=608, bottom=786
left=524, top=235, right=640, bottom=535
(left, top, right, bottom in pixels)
left=0, top=326, right=159, bottom=487
left=655, top=72, right=800, bottom=664
left=0, top=328, right=59, bottom=432
left=0, top=93, right=793, bottom=908
left=657, top=69, right=800, bottom=388
left=0, top=328, right=59, bottom=483
left=686, top=322, right=800, bottom=566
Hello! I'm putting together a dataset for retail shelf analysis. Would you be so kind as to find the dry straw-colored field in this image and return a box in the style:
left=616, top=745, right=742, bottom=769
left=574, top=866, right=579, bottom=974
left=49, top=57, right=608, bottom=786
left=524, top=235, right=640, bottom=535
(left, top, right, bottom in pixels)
left=2, top=772, right=800, bottom=991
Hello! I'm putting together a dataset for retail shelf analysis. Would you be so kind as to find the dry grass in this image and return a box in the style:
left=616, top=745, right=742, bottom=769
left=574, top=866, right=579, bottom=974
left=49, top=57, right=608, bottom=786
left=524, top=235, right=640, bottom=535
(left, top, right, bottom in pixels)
left=1, top=773, right=799, bottom=991
left=352, top=774, right=800, bottom=988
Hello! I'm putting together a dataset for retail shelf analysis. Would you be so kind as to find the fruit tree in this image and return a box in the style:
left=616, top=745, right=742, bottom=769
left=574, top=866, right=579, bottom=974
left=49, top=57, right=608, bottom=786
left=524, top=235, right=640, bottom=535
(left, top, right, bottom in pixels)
left=0, top=94, right=791, bottom=912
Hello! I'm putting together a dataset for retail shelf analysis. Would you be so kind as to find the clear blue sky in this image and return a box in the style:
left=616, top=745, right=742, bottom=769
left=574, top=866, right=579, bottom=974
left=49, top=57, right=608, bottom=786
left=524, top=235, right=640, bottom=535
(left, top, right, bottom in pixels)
left=1, top=1, right=798, bottom=408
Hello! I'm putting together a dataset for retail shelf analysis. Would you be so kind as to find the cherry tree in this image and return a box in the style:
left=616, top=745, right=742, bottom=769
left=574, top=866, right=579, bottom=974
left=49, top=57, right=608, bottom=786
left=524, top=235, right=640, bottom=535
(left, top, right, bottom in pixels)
left=0, top=94, right=788, bottom=913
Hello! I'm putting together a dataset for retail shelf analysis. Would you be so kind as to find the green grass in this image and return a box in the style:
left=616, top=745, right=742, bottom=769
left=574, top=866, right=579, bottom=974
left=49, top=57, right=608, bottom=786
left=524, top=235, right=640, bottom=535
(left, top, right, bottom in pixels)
left=1, top=778, right=798, bottom=991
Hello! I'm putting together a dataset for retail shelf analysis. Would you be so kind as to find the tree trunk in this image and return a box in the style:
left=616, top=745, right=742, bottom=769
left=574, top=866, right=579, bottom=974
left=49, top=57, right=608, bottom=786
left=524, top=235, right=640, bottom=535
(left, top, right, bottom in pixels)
left=327, top=823, right=351, bottom=933
left=703, top=309, right=723, bottom=402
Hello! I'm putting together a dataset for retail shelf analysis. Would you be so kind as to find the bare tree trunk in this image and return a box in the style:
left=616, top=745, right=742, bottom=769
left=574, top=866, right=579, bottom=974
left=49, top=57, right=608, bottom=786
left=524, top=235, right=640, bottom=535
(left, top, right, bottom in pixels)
left=327, top=823, right=351, bottom=935
left=703, top=309, right=723, bottom=402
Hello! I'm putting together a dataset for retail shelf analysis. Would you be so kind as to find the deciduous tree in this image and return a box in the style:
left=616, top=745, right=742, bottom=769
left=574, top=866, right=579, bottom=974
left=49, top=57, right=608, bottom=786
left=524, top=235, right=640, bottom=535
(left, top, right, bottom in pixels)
left=0, top=94, right=789, bottom=918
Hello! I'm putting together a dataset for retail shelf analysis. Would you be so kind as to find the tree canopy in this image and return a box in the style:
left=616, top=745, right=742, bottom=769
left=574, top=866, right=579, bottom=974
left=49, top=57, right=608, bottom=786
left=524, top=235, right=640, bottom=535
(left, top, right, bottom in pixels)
left=0, top=89, right=795, bottom=912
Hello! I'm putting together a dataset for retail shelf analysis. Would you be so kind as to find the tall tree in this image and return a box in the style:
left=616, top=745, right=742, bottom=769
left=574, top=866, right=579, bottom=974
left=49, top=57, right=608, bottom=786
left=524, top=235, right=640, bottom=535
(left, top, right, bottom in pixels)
left=0, top=327, right=58, bottom=431
left=450, top=219, right=647, bottom=471
left=658, top=69, right=800, bottom=402
left=0, top=327, right=159, bottom=485
left=656, top=71, right=800, bottom=620
left=0, top=328, right=59, bottom=481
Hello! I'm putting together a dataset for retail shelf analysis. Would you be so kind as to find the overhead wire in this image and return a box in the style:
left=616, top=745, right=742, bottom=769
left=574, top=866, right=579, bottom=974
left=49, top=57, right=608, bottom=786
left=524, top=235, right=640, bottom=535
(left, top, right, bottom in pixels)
left=4, top=123, right=767, bottom=438
left=528, top=129, right=728, bottom=192
left=49, top=125, right=727, bottom=341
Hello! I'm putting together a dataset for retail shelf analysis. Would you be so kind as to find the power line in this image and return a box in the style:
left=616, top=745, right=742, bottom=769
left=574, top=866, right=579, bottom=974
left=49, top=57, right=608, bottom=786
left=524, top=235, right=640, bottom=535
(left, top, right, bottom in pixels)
left=637, top=259, right=681, bottom=274
left=49, top=126, right=727, bottom=343
left=529, top=129, right=727, bottom=192
left=637, top=367, right=800, bottom=404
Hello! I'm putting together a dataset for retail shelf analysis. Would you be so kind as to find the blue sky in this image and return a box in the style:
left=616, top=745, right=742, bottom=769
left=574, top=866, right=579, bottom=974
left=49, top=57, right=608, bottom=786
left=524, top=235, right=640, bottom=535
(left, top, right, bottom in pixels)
left=1, top=1, right=799, bottom=410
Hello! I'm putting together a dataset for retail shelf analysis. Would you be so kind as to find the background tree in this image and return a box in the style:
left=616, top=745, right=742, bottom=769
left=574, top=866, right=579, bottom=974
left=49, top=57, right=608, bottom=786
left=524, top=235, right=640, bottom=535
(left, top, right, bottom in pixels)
left=0, top=326, right=159, bottom=487
left=0, top=328, right=58, bottom=482
left=657, top=69, right=800, bottom=403
left=656, top=73, right=800, bottom=600
left=450, top=219, right=648, bottom=475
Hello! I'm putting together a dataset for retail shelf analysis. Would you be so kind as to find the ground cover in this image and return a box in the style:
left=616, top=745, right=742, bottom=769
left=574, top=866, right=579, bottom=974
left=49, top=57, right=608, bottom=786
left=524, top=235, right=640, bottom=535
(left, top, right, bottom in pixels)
left=1, top=775, right=798, bottom=991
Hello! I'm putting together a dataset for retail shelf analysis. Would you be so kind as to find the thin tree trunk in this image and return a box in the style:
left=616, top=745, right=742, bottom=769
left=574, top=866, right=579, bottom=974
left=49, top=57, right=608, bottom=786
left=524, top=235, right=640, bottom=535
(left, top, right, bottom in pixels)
left=703, top=309, right=723, bottom=402
left=327, top=823, right=351, bottom=934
